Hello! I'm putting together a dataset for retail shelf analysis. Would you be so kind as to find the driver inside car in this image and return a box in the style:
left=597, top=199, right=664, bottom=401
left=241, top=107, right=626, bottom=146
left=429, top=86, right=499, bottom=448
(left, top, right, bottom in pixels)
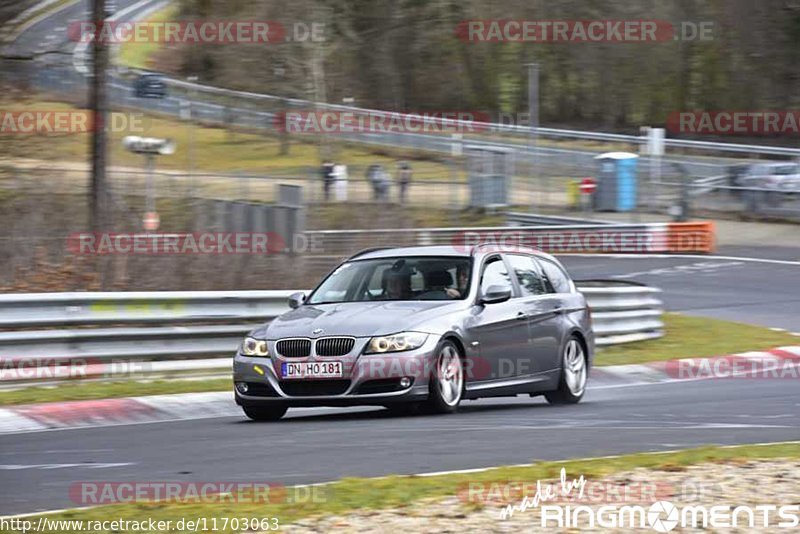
left=446, top=265, right=469, bottom=299
left=380, top=268, right=412, bottom=300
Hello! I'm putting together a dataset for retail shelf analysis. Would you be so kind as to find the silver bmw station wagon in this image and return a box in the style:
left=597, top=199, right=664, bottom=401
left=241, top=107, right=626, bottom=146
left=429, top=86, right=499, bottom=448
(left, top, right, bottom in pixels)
left=234, top=245, right=593, bottom=420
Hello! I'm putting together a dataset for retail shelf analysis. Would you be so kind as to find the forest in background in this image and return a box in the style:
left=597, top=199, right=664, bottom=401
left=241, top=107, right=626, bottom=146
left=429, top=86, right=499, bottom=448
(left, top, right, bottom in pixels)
left=150, top=0, right=800, bottom=132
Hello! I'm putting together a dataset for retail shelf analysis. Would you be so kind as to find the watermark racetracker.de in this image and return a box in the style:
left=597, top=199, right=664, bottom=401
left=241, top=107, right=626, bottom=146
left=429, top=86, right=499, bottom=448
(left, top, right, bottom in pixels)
left=456, top=20, right=714, bottom=43
left=0, top=357, right=153, bottom=382
left=667, top=111, right=800, bottom=136
left=69, top=481, right=329, bottom=505
left=68, top=20, right=325, bottom=44
left=66, top=232, right=324, bottom=255
left=272, top=110, right=492, bottom=134
left=0, top=111, right=147, bottom=134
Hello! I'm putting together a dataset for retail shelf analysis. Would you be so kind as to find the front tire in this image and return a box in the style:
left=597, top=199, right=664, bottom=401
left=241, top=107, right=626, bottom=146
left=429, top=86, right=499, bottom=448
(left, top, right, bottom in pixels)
left=242, top=404, right=288, bottom=421
left=425, top=340, right=464, bottom=414
left=545, top=336, right=587, bottom=405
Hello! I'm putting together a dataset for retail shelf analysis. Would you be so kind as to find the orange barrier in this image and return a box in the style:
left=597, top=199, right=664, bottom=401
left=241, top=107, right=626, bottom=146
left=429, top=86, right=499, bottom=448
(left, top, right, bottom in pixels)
left=665, top=221, right=716, bottom=253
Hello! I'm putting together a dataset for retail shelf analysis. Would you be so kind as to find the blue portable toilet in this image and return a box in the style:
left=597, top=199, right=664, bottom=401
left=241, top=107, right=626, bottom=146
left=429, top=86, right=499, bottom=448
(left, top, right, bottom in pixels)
left=593, top=152, right=639, bottom=212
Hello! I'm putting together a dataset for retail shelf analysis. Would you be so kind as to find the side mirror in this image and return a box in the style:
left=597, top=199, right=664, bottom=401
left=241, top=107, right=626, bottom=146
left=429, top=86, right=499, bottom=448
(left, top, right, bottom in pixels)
left=480, top=285, right=512, bottom=305
left=288, top=292, right=306, bottom=309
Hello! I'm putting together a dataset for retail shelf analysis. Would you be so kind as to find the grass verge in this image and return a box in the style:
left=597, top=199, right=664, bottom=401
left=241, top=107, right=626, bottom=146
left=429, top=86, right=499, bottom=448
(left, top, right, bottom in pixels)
left=116, top=4, right=179, bottom=70
left=597, top=312, right=800, bottom=366
left=10, top=442, right=800, bottom=532
left=0, top=99, right=455, bottom=178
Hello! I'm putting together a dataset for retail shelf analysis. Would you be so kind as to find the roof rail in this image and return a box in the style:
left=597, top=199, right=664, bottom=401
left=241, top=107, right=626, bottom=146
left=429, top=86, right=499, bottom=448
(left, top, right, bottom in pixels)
left=470, top=242, right=500, bottom=255
left=346, top=247, right=393, bottom=261
left=470, top=242, right=542, bottom=255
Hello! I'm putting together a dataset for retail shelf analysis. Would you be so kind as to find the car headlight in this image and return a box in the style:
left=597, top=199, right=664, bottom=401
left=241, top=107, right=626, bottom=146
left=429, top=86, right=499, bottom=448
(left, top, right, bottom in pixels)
left=365, top=332, right=428, bottom=354
left=241, top=337, right=269, bottom=357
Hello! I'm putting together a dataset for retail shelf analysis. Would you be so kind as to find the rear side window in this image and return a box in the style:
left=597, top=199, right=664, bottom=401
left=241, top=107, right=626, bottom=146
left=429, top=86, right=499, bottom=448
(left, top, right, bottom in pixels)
left=506, top=254, right=546, bottom=296
left=538, top=259, right=572, bottom=294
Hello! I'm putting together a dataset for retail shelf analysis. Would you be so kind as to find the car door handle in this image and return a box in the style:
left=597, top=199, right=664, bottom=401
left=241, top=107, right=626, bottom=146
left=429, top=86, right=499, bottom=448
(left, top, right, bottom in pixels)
left=552, top=307, right=565, bottom=315
left=516, top=312, right=528, bottom=320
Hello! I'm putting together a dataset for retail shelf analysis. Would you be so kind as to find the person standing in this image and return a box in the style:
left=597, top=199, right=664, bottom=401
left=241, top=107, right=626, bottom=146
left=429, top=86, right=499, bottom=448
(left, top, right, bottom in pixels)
left=397, top=161, right=412, bottom=204
left=367, top=164, right=390, bottom=202
left=321, top=160, right=335, bottom=201
left=333, top=163, right=348, bottom=201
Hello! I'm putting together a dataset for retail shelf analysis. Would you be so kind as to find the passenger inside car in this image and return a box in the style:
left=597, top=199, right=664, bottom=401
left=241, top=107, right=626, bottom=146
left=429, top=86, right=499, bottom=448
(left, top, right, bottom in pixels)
left=417, top=270, right=453, bottom=299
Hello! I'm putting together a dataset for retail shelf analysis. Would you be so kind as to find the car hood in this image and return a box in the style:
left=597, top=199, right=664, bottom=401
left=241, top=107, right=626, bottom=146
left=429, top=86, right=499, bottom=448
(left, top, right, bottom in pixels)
left=257, top=300, right=462, bottom=339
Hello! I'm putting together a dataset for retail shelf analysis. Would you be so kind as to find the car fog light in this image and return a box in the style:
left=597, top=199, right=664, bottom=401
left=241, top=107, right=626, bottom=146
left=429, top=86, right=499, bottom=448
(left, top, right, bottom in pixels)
left=400, top=377, right=412, bottom=388
left=236, top=382, right=249, bottom=394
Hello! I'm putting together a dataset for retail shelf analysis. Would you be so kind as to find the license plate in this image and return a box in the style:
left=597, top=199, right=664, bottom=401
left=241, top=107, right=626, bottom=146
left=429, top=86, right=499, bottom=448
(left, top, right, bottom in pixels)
left=281, top=361, right=343, bottom=379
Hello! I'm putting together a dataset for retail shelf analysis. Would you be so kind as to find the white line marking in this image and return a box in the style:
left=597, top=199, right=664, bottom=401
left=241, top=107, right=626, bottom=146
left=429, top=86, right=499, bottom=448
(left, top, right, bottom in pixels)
left=0, top=462, right=134, bottom=470
left=0, top=406, right=342, bottom=436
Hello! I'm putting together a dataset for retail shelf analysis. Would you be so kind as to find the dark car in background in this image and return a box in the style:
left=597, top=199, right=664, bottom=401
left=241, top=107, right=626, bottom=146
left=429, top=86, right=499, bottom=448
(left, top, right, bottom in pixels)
left=234, top=245, right=594, bottom=421
left=133, top=73, right=167, bottom=98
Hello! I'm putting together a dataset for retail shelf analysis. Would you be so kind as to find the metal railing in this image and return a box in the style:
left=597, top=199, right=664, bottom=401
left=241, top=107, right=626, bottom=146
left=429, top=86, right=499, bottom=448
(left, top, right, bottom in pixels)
left=303, top=221, right=716, bottom=256
left=0, top=291, right=296, bottom=328
left=577, top=281, right=664, bottom=345
left=505, top=212, right=614, bottom=227
left=15, top=60, right=800, bottom=220
left=0, top=284, right=663, bottom=386
left=162, top=75, right=800, bottom=158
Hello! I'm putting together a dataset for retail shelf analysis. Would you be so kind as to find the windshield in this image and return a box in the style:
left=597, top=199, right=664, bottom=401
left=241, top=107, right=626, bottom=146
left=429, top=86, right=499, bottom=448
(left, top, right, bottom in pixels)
left=307, top=256, right=472, bottom=303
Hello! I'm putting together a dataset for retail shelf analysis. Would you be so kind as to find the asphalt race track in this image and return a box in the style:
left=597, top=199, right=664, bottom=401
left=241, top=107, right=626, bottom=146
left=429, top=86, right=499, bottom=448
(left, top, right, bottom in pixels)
left=0, top=253, right=798, bottom=515
left=2, top=4, right=800, bottom=501
left=2, top=0, right=800, bottom=518
left=1, top=379, right=798, bottom=515
left=561, top=252, right=800, bottom=332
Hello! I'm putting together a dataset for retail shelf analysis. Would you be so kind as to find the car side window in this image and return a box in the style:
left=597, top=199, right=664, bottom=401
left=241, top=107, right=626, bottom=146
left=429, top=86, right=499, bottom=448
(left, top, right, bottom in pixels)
left=506, top=254, right=546, bottom=296
left=538, top=259, right=572, bottom=294
left=480, top=257, right=512, bottom=295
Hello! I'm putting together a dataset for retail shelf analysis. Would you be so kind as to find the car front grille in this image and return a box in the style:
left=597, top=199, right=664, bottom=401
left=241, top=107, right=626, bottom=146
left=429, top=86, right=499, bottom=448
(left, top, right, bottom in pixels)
left=276, top=338, right=311, bottom=358
left=315, top=337, right=355, bottom=357
left=278, top=380, right=351, bottom=396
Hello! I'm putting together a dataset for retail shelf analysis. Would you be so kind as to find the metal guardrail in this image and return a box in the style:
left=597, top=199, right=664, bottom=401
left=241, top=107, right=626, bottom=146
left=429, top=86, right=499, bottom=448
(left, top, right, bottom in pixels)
left=304, top=221, right=716, bottom=255
left=163, top=75, right=800, bottom=158
left=505, top=212, right=614, bottom=227
left=0, top=284, right=663, bottom=386
left=0, top=291, right=294, bottom=327
left=577, top=281, right=665, bottom=346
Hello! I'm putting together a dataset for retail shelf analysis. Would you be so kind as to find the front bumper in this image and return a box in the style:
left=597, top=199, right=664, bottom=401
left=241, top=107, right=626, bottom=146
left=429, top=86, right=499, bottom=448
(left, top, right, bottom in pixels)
left=233, top=335, right=439, bottom=407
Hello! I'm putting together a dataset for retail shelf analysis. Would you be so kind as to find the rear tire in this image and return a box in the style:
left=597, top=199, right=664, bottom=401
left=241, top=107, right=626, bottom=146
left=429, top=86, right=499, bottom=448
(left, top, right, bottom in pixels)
left=424, top=340, right=464, bottom=414
left=545, top=336, right=587, bottom=405
left=242, top=405, right=288, bottom=421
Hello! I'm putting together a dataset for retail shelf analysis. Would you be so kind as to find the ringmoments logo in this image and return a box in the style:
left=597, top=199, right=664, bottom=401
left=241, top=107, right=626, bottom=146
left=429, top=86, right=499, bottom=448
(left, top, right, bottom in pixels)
left=491, top=468, right=800, bottom=531
left=539, top=502, right=800, bottom=530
